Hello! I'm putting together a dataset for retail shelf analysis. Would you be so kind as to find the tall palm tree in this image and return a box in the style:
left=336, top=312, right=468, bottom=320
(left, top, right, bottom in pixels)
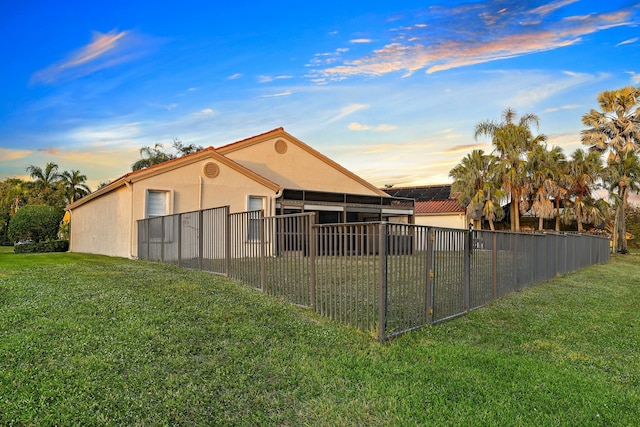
left=449, top=149, right=504, bottom=230
left=474, top=107, right=546, bottom=231
left=25, top=162, right=61, bottom=190
left=60, top=170, right=91, bottom=204
left=581, top=86, right=640, bottom=253
left=526, top=145, right=565, bottom=231
left=563, top=149, right=603, bottom=232
left=603, top=150, right=640, bottom=252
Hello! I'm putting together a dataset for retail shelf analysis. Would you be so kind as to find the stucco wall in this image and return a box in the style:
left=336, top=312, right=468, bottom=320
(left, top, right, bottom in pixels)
left=70, top=185, right=131, bottom=257
left=414, top=213, right=468, bottom=230
left=222, top=136, right=382, bottom=196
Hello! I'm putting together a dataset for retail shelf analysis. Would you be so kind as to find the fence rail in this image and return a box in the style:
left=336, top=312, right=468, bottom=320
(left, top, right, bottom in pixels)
left=138, top=206, right=611, bottom=342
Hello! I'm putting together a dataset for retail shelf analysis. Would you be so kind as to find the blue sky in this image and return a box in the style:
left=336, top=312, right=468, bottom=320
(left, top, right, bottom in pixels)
left=2, top=0, right=639, bottom=190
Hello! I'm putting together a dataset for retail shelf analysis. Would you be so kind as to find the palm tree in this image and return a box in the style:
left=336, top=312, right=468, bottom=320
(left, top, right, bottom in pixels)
left=603, top=150, right=640, bottom=252
left=581, top=86, right=640, bottom=253
left=526, top=145, right=566, bottom=230
left=60, top=170, right=91, bottom=204
left=25, top=162, right=61, bottom=190
left=563, top=149, right=603, bottom=232
left=474, top=107, right=546, bottom=231
left=131, top=144, right=175, bottom=171
left=449, top=149, right=504, bottom=230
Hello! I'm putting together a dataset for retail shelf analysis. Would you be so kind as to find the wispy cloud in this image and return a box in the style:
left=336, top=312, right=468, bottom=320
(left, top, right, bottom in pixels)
left=628, top=71, right=640, bottom=84
left=0, top=148, right=32, bottom=162
left=228, top=73, right=243, bottom=80
left=31, top=29, right=150, bottom=84
left=258, top=75, right=294, bottom=83
left=348, top=122, right=397, bottom=132
left=543, top=103, right=581, bottom=113
left=325, top=103, right=369, bottom=124
left=350, top=38, right=372, bottom=43
left=312, top=2, right=638, bottom=80
left=616, top=37, right=638, bottom=46
left=260, top=91, right=292, bottom=98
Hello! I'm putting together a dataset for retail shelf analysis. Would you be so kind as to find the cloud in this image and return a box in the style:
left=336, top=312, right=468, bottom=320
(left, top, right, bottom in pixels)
left=325, top=104, right=369, bottom=124
left=617, top=37, right=639, bottom=46
left=260, top=91, right=292, bottom=98
left=31, top=29, right=151, bottom=84
left=444, top=144, right=485, bottom=153
left=228, top=73, right=243, bottom=80
left=0, top=148, right=32, bottom=162
left=543, top=104, right=581, bottom=113
left=313, top=3, right=638, bottom=80
left=348, top=122, right=397, bottom=132
left=350, top=38, right=372, bottom=43
left=258, top=75, right=294, bottom=83
left=628, top=71, right=640, bottom=84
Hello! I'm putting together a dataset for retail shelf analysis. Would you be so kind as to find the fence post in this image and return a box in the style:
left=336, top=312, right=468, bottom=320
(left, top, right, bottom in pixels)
left=161, top=216, right=165, bottom=262
left=309, top=213, right=317, bottom=311
left=224, top=206, right=231, bottom=275
left=260, top=214, right=267, bottom=293
left=378, top=222, right=388, bottom=343
left=464, top=224, right=471, bottom=312
left=492, top=232, right=497, bottom=300
left=178, top=213, right=182, bottom=267
left=198, top=209, right=204, bottom=270
left=425, top=228, right=434, bottom=324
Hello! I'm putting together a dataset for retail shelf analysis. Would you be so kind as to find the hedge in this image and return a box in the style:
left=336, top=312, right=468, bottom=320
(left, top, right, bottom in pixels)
left=14, top=240, right=69, bottom=254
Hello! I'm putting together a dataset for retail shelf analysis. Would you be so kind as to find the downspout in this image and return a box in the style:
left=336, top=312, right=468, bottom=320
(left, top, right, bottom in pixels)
left=198, top=176, right=203, bottom=210
left=125, top=180, right=134, bottom=258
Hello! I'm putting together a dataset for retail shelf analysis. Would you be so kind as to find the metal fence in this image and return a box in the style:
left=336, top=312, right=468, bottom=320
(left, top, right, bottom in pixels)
left=138, top=207, right=611, bottom=342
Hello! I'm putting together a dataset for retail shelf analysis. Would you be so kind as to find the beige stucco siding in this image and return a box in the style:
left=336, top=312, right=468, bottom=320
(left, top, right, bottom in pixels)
left=128, top=158, right=279, bottom=257
left=223, top=136, right=381, bottom=196
left=414, top=213, right=468, bottom=229
left=70, top=185, right=131, bottom=257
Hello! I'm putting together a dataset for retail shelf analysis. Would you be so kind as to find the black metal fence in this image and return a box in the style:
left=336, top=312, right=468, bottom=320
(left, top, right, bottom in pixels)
left=138, top=206, right=611, bottom=342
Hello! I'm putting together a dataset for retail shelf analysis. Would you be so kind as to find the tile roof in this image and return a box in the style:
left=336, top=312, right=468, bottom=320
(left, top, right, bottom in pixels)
left=415, top=200, right=465, bottom=214
left=383, top=185, right=464, bottom=214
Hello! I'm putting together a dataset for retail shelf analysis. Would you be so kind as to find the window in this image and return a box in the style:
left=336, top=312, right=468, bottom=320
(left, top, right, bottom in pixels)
left=146, top=190, right=171, bottom=241
left=147, top=190, right=169, bottom=218
left=247, top=196, right=265, bottom=241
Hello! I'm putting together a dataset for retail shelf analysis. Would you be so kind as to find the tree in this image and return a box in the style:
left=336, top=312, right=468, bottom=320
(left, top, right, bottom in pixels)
left=581, top=86, right=640, bottom=253
left=449, top=149, right=504, bottom=230
left=131, top=144, right=175, bottom=171
left=604, top=150, right=640, bottom=251
left=563, top=149, right=604, bottom=232
left=7, top=204, right=64, bottom=243
left=474, top=107, right=546, bottom=231
left=525, top=145, right=566, bottom=230
left=60, top=169, right=91, bottom=204
left=131, top=139, right=204, bottom=171
left=25, top=162, right=61, bottom=190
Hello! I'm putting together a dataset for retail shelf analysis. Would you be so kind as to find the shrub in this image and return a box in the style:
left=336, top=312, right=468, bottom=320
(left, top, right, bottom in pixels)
left=14, top=240, right=69, bottom=253
left=8, top=205, right=64, bottom=244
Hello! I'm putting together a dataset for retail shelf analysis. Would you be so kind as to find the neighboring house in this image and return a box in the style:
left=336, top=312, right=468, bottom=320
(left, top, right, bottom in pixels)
left=383, top=184, right=468, bottom=229
left=67, top=128, right=414, bottom=258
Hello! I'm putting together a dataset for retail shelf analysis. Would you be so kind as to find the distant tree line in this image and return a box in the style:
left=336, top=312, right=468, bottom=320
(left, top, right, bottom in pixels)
left=0, top=162, right=90, bottom=245
left=449, top=86, right=640, bottom=254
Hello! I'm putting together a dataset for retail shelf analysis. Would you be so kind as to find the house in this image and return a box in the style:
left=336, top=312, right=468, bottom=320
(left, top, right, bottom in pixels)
left=382, top=184, right=468, bottom=229
left=67, top=128, right=414, bottom=258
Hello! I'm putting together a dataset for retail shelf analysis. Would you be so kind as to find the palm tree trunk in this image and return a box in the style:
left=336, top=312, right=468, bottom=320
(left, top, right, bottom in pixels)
left=554, top=199, right=561, bottom=232
left=617, top=187, right=629, bottom=253
left=538, top=215, right=544, bottom=231
left=514, top=198, right=520, bottom=231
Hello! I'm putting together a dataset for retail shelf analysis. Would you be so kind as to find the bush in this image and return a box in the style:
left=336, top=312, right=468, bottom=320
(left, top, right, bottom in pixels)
left=8, top=205, right=64, bottom=244
left=14, top=240, right=69, bottom=253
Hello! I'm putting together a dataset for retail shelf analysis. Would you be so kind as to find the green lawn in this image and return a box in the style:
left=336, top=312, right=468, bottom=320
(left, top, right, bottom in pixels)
left=0, top=250, right=638, bottom=425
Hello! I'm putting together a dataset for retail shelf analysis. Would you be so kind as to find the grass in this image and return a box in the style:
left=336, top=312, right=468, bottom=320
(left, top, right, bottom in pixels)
left=0, top=248, right=639, bottom=425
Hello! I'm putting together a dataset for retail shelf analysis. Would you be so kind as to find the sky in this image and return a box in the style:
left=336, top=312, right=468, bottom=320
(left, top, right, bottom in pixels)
left=2, top=0, right=640, bottom=192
